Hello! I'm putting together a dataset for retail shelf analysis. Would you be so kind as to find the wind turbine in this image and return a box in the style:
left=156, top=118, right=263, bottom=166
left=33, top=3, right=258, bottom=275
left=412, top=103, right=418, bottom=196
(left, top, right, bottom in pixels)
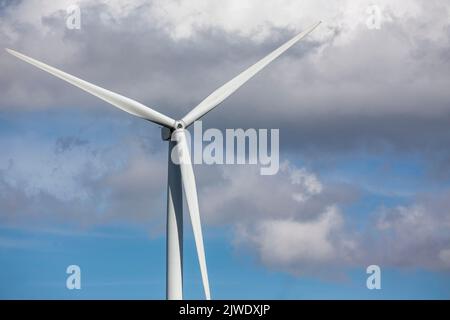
left=6, top=21, right=321, bottom=300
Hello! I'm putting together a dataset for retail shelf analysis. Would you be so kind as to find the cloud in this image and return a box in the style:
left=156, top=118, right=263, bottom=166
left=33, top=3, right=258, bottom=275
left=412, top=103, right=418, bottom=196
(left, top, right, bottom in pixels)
left=199, top=161, right=357, bottom=225
left=370, top=192, right=450, bottom=270
left=235, top=206, right=357, bottom=277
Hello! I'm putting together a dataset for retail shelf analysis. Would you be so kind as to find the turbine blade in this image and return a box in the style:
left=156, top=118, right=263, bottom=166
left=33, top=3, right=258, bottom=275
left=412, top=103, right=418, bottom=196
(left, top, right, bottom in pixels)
left=172, top=129, right=211, bottom=300
left=181, top=21, right=321, bottom=127
left=6, top=48, right=176, bottom=129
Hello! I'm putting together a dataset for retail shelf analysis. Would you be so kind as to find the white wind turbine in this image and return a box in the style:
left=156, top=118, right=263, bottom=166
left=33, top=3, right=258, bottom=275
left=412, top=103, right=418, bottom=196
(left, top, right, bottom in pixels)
left=6, top=21, right=321, bottom=300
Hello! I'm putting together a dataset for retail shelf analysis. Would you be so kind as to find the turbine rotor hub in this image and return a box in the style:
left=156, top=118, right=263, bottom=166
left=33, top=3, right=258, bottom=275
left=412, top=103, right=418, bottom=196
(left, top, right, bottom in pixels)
left=174, top=120, right=185, bottom=130
left=161, top=120, right=185, bottom=141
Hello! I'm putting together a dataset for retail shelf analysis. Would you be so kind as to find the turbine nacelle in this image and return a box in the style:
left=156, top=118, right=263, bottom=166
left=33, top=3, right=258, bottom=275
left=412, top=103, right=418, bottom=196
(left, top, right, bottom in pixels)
left=161, top=126, right=172, bottom=141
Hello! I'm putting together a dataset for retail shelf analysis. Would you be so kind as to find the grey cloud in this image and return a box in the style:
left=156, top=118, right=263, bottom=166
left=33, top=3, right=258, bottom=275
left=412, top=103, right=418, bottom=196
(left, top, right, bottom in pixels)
left=1, top=1, right=448, bottom=159
left=369, top=192, right=450, bottom=270
left=1, top=1, right=449, bottom=174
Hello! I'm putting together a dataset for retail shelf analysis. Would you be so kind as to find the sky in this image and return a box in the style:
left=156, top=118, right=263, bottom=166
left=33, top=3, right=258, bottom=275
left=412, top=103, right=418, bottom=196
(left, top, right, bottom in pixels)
left=1, top=0, right=450, bottom=299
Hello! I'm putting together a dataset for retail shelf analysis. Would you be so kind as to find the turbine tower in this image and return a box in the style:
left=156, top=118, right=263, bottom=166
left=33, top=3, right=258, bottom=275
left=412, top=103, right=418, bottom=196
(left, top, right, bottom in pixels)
left=6, top=21, right=321, bottom=300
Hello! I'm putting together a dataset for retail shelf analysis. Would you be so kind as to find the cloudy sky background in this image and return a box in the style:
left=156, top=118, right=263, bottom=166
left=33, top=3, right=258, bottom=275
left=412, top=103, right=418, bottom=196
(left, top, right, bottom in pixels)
left=1, top=0, right=450, bottom=298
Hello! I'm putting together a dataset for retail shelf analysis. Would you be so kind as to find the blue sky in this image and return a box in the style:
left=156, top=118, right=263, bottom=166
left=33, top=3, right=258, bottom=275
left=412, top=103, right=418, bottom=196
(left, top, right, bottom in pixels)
left=1, top=0, right=450, bottom=299
left=1, top=224, right=450, bottom=300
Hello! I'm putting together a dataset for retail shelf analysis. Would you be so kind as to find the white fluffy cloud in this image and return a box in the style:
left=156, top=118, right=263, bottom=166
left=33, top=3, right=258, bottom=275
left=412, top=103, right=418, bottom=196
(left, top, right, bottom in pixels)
left=236, top=206, right=356, bottom=276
